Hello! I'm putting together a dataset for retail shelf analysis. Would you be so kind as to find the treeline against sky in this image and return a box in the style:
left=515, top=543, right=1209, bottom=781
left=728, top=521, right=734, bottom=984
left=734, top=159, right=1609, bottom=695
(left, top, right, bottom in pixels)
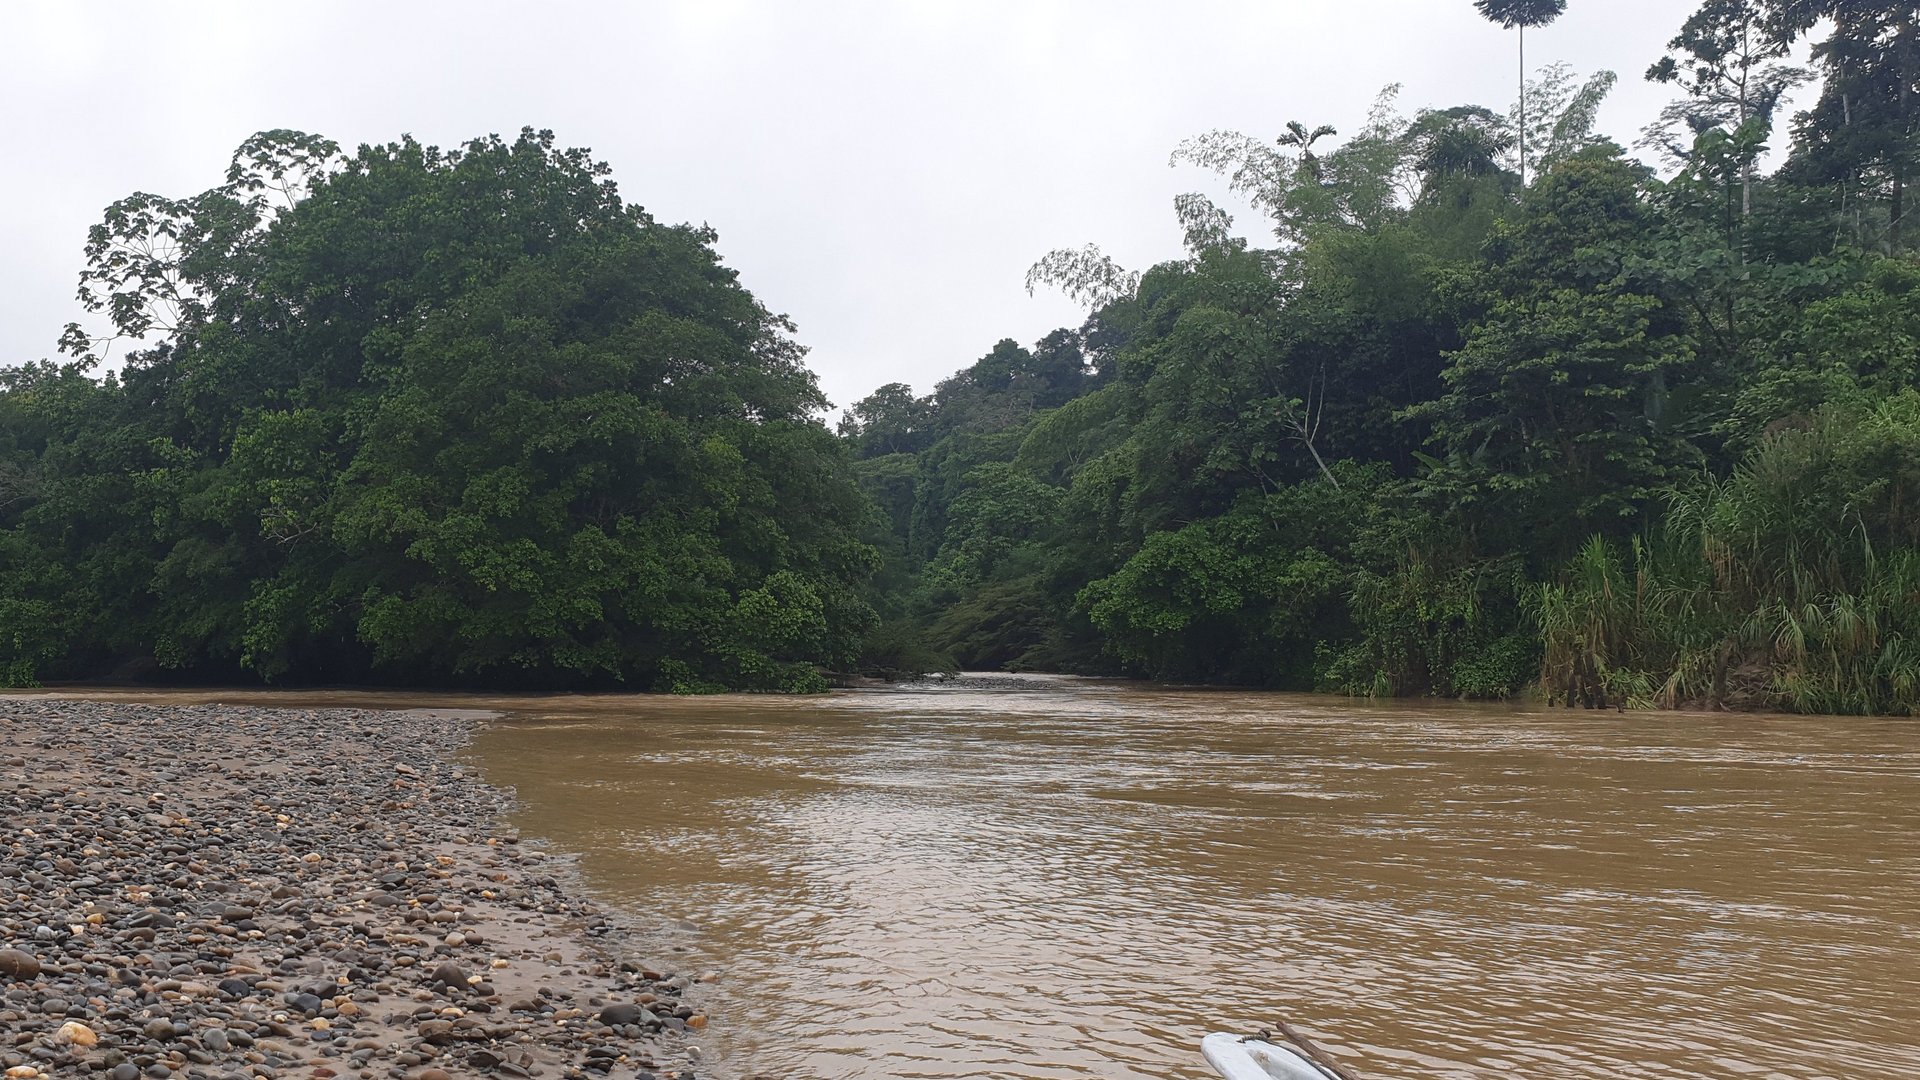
left=0, top=131, right=875, bottom=692
left=0, top=1, right=1915, bottom=711
left=840, top=0, right=1920, bottom=713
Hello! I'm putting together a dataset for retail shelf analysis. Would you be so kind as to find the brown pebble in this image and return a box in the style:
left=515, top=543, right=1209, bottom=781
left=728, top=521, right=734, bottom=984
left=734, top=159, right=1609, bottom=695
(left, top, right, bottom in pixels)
left=0, top=949, right=39, bottom=981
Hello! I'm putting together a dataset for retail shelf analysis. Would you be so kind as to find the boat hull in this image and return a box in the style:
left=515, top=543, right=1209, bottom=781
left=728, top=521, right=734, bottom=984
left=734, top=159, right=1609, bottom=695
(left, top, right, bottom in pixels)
left=1200, top=1032, right=1339, bottom=1080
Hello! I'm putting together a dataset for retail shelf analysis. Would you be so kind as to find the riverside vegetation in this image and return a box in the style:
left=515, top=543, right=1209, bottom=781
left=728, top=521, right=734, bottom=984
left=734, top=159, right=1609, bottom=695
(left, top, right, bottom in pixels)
left=2, top=0, right=1917, bottom=713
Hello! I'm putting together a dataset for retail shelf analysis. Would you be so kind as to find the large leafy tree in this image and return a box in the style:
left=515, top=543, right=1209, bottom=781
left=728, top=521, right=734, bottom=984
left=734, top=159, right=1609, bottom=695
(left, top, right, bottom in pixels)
left=2, top=128, right=877, bottom=690
left=838, top=382, right=934, bottom=459
left=1419, top=149, right=1701, bottom=558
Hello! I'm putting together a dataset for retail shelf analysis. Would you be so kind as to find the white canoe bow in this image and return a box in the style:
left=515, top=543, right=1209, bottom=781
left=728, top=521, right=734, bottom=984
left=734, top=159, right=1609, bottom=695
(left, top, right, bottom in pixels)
left=1201, top=1031, right=1344, bottom=1080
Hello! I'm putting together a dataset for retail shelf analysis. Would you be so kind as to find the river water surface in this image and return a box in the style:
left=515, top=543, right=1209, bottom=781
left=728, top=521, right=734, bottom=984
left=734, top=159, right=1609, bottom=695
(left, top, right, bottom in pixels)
left=461, top=677, right=1920, bottom=1080
left=32, top=680, right=1919, bottom=1079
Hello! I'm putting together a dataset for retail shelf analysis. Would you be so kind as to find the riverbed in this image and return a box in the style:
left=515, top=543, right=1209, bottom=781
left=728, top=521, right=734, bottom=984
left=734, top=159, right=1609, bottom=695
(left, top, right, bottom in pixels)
left=20, top=680, right=1920, bottom=1079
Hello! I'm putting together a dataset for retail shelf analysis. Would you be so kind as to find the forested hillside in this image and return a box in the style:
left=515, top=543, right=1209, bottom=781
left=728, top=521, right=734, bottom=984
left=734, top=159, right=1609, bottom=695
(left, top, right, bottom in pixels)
left=840, top=0, right=1920, bottom=713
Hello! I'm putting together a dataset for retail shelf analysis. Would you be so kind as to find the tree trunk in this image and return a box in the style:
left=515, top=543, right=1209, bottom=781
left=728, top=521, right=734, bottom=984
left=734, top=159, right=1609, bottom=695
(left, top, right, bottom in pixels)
left=1893, top=11, right=1914, bottom=249
left=1519, top=24, right=1528, bottom=186
left=1712, top=637, right=1731, bottom=710
left=1301, top=435, right=1341, bottom=490
left=1739, top=84, right=1752, bottom=220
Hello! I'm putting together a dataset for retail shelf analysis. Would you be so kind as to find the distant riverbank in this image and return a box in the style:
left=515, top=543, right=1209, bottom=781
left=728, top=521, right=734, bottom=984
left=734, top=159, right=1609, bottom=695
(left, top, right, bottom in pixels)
left=0, top=699, right=704, bottom=1080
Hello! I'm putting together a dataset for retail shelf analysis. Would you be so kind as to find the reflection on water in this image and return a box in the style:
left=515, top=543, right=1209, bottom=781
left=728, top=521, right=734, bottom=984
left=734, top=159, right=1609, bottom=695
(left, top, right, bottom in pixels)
left=465, top=678, right=1920, bottom=1080
left=30, top=681, right=1920, bottom=1078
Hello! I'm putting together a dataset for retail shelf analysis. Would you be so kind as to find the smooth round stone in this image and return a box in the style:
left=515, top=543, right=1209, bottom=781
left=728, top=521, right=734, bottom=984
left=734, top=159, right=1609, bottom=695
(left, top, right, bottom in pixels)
left=0, top=950, right=39, bottom=982
left=597, top=1004, right=643, bottom=1026
left=54, top=1021, right=96, bottom=1047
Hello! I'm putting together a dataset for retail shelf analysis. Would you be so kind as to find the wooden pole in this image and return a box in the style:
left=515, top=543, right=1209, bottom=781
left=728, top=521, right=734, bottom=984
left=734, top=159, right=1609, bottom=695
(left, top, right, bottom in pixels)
left=1275, top=1021, right=1365, bottom=1080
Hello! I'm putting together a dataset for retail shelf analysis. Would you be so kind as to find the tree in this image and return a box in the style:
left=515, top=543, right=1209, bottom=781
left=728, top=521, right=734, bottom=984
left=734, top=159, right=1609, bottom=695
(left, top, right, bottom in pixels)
left=1024, top=244, right=1139, bottom=309
left=1473, top=0, right=1572, bottom=184
left=1516, top=64, right=1620, bottom=174
left=1764, top=1, right=1918, bottom=249
left=1645, top=0, right=1810, bottom=218
left=2, top=128, right=879, bottom=691
left=1407, top=106, right=1515, bottom=192
left=838, top=383, right=933, bottom=458
left=1419, top=150, right=1701, bottom=557
left=1170, top=88, right=1415, bottom=250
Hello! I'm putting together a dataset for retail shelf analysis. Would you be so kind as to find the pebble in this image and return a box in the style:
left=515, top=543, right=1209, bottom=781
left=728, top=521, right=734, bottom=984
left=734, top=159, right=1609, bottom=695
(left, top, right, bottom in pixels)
left=0, top=949, right=40, bottom=981
left=598, top=1003, right=645, bottom=1026
left=0, top=701, right=709, bottom=1080
left=53, top=1021, right=96, bottom=1047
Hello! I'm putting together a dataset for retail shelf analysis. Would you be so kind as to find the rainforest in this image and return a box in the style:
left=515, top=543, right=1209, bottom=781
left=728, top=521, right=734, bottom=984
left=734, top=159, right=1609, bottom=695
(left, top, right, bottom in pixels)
left=2, top=0, right=1916, bottom=712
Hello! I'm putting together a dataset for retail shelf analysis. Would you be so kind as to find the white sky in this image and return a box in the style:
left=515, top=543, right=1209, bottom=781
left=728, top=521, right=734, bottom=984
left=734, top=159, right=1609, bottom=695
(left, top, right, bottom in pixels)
left=1, top=0, right=1781, bottom=412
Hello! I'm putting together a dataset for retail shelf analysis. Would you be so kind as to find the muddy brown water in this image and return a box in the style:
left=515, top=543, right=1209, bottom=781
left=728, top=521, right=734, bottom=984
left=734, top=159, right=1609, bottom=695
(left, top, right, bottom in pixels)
left=23, top=679, right=1920, bottom=1079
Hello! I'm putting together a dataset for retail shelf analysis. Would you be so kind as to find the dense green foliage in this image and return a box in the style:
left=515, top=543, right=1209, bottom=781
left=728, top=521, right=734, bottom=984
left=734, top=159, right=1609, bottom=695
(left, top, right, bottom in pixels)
left=3, top=2, right=1915, bottom=711
left=0, top=130, right=878, bottom=691
left=1537, top=393, right=1920, bottom=713
left=835, top=0, right=1920, bottom=713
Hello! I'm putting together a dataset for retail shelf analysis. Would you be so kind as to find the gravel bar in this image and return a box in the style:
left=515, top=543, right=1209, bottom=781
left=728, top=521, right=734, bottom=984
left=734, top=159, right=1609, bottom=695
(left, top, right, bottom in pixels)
left=0, top=700, right=704, bottom=1080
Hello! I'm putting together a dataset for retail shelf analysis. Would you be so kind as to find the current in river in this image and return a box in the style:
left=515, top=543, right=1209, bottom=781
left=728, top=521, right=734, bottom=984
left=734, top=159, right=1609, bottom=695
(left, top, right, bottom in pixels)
left=36, top=679, right=1918, bottom=1078
left=464, top=676, right=1920, bottom=1079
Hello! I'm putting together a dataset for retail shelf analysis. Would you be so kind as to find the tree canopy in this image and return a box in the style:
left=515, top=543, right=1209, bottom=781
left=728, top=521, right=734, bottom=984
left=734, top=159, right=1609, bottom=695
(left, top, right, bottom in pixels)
left=5, top=0, right=1917, bottom=712
left=1, top=129, right=878, bottom=691
left=833, top=0, right=1920, bottom=713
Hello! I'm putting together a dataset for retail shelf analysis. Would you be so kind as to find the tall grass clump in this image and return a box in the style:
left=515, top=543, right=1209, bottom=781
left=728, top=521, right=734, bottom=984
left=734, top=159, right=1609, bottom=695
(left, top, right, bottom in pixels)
left=1537, top=393, right=1920, bottom=714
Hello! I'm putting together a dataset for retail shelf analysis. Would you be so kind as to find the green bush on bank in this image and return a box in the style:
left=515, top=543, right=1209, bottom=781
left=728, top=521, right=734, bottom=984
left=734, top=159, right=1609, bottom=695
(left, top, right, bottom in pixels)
left=1539, top=395, right=1920, bottom=715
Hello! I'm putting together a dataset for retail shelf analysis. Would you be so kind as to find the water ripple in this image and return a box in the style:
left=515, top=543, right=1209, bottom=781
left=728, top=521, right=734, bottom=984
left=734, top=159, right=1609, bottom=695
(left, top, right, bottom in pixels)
left=473, top=681, right=1920, bottom=1080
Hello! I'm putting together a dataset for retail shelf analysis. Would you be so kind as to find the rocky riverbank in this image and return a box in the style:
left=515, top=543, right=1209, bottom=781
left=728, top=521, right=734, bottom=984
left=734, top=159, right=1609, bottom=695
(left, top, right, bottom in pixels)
left=0, top=700, right=705, bottom=1080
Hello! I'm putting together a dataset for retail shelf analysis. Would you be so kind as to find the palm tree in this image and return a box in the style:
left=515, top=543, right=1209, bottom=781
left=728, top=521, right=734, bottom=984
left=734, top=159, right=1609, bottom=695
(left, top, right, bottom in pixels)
left=1277, top=120, right=1339, bottom=179
left=1473, top=0, right=1570, bottom=185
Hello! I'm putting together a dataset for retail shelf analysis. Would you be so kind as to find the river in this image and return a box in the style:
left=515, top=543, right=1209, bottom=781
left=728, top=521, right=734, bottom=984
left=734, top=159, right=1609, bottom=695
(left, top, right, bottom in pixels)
left=25, top=679, right=1919, bottom=1078
left=466, top=676, right=1920, bottom=1080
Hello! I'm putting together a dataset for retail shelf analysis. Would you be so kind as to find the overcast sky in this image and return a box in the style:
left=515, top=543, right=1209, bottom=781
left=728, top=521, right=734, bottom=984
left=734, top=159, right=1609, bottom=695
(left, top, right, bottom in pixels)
left=3, top=0, right=1778, bottom=413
